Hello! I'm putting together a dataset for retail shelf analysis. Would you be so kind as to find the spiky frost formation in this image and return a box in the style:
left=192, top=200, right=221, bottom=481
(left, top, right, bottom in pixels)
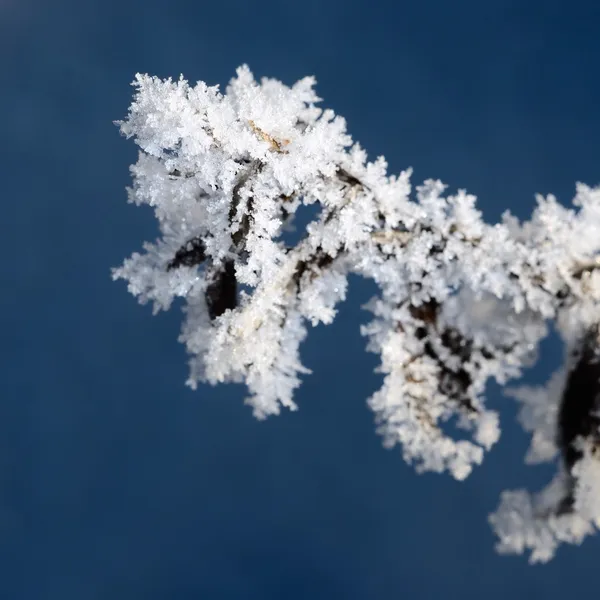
left=114, top=66, right=600, bottom=559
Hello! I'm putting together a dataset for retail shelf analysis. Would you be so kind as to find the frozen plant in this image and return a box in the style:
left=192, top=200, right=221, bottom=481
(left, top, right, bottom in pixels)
left=113, top=65, right=600, bottom=562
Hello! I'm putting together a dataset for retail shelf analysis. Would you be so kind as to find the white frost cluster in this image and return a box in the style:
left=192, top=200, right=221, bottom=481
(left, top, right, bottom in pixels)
left=113, top=66, right=600, bottom=560
left=506, top=368, right=565, bottom=466
left=489, top=478, right=596, bottom=564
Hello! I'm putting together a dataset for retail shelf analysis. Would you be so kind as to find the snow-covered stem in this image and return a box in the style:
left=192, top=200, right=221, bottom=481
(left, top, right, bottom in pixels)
left=113, top=65, right=600, bottom=561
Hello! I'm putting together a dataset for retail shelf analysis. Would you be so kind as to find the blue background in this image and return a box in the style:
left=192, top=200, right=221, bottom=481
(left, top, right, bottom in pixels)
left=3, top=0, right=600, bottom=597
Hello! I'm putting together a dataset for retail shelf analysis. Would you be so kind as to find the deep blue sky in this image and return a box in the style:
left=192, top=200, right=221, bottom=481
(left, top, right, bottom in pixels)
left=3, top=1, right=600, bottom=598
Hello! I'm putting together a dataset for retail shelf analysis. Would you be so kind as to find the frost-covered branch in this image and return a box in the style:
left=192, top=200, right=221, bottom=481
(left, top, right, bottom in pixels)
left=113, top=65, right=600, bottom=561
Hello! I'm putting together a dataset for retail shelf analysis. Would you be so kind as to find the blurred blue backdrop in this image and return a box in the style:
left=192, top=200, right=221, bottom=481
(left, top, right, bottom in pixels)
left=2, top=0, right=600, bottom=598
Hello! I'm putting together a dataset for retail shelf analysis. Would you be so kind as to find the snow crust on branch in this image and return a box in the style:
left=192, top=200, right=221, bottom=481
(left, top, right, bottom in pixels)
left=113, top=65, right=600, bottom=561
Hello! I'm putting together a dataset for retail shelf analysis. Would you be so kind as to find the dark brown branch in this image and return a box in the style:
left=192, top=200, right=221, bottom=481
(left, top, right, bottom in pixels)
left=572, top=259, right=600, bottom=280
left=292, top=246, right=337, bottom=292
left=166, top=237, right=207, bottom=271
left=407, top=300, right=514, bottom=416
left=336, top=167, right=365, bottom=189
left=558, top=326, right=600, bottom=472
left=168, top=169, right=194, bottom=180
left=206, top=260, right=237, bottom=320
left=229, top=162, right=262, bottom=251
left=550, top=326, right=600, bottom=514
